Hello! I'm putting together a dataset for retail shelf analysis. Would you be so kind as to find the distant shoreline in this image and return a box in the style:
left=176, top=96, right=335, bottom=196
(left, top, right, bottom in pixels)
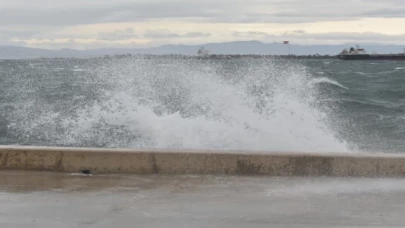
left=1, top=41, right=404, bottom=59
left=102, top=53, right=338, bottom=60
left=0, top=53, right=338, bottom=60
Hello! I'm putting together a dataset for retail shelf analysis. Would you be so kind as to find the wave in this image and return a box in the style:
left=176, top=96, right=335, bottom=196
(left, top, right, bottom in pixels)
left=332, top=99, right=405, bottom=114
left=6, top=57, right=349, bottom=152
left=309, top=77, right=349, bottom=90
left=354, top=71, right=366, bottom=75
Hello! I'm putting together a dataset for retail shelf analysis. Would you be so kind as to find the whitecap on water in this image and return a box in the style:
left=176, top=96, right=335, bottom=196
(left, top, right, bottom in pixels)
left=310, top=77, right=349, bottom=90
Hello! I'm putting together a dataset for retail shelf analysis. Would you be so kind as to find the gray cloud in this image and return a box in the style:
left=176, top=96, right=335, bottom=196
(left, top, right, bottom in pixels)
left=0, top=0, right=404, bottom=48
left=183, top=32, right=211, bottom=38
left=0, top=29, right=42, bottom=40
left=144, top=29, right=180, bottom=38
left=291, top=30, right=306, bottom=34
left=0, top=29, right=40, bottom=46
left=0, top=0, right=403, bottom=27
left=233, top=31, right=269, bottom=37
left=0, top=2, right=221, bottom=26
left=144, top=29, right=211, bottom=38
left=306, top=32, right=405, bottom=42
left=97, top=28, right=137, bottom=41
left=233, top=30, right=405, bottom=42
left=363, top=8, right=405, bottom=18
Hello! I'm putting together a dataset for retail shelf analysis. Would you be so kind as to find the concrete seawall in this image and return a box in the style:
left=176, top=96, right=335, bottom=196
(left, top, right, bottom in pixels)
left=1, top=146, right=405, bottom=177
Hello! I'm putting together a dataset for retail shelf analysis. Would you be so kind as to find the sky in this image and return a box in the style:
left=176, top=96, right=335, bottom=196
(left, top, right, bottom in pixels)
left=1, top=0, right=405, bottom=49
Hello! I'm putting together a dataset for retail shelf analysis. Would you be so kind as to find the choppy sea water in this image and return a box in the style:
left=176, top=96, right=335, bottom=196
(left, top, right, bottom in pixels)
left=0, top=57, right=404, bottom=153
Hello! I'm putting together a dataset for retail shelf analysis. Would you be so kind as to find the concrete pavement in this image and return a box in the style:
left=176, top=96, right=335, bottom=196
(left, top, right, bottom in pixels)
left=1, top=171, right=405, bottom=227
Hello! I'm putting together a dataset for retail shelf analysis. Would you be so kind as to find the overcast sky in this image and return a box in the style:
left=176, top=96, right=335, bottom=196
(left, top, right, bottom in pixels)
left=1, top=0, right=405, bottom=49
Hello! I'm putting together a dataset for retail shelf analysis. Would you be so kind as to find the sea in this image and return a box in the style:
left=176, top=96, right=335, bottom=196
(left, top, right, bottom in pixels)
left=1, top=56, right=404, bottom=153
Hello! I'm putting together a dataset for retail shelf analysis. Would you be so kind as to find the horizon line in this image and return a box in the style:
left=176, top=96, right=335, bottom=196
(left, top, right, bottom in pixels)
left=0, top=40, right=403, bottom=51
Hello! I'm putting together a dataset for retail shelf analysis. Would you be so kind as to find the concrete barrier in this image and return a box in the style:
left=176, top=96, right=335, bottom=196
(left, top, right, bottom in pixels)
left=1, top=146, right=405, bottom=177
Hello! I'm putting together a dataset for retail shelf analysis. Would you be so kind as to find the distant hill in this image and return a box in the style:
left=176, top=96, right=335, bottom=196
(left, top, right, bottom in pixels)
left=0, top=41, right=404, bottom=59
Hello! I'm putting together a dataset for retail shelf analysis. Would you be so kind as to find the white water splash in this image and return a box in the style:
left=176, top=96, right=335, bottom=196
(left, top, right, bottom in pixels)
left=57, top=57, right=349, bottom=152
left=6, top=57, right=350, bottom=152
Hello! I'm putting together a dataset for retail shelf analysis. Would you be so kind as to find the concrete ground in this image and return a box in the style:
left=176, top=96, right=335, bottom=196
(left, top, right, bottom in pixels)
left=1, top=171, right=405, bottom=227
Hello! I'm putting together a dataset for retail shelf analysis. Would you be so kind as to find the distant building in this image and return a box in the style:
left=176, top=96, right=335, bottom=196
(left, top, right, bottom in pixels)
left=283, top=41, right=290, bottom=55
left=197, top=47, right=209, bottom=56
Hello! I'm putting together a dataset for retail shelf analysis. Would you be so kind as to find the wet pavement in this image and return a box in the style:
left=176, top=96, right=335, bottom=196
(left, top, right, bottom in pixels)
left=1, top=171, right=405, bottom=227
